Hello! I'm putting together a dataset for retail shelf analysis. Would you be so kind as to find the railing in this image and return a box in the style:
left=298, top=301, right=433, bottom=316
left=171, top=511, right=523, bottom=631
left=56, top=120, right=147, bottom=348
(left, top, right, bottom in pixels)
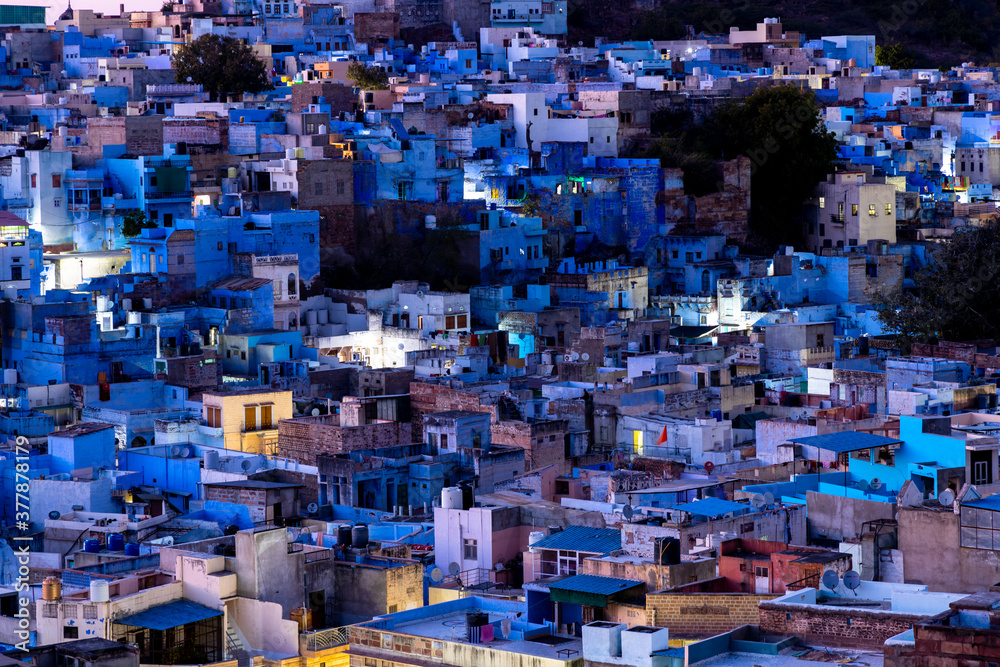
left=786, top=571, right=820, bottom=591
left=146, top=190, right=192, bottom=199
left=303, top=625, right=350, bottom=652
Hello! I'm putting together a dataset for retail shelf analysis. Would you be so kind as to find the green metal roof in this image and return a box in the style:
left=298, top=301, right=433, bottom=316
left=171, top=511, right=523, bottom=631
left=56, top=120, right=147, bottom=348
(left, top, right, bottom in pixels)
left=547, top=575, right=645, bottom=608
left=0, top=5, right=46, bottom=25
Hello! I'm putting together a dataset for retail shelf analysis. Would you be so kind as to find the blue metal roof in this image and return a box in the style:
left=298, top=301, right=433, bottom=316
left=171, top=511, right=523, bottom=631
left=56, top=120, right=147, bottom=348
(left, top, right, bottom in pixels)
left=114, top=600, right=222, bottom=630
left=547, top=574, right=644, bottom=595
left=530, top=526, right=621, bottom=555
left=787, top=431, right=900, bottom=454
left=668, top=497, right=750, bottom=517
left=963, top=494, right=1000, bottom=511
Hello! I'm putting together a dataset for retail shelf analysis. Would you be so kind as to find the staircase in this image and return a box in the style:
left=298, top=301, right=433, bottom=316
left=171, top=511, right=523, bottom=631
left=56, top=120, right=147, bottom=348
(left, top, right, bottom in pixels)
left=226, top=616, right=250, bottom=666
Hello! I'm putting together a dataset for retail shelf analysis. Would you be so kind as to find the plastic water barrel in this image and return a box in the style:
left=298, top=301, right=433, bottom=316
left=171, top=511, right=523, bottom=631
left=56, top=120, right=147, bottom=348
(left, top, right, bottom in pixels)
left=108, top=534, right=125, bottom=551
left=90, top=580, right=110, bottom=603
left=84, top=539, right=100, bottom=553
left=124, top=543, right=141, bottom=557
left=441, top=487, right=463, bottom=509
left=352, top=524, right=369, bottom=549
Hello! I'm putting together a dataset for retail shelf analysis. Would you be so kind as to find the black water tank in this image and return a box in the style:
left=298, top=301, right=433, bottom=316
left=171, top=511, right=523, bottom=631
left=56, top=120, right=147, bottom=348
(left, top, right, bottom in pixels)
left=337, top=524, right=352, bottom=548
left=654, top=537, right=681, bottom=565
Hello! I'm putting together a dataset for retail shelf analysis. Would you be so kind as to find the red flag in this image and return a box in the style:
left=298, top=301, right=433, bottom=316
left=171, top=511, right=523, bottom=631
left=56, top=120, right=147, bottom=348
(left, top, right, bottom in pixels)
left=657, top=426, right=668, bottom=445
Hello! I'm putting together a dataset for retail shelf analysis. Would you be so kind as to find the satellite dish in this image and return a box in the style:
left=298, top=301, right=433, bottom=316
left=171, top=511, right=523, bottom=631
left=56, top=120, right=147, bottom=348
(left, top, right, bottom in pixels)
left=495, top=561, right=504, bottom=571
left=939, top=488, right=956, bottom=507
left=751, top=494, right=765, bottom=509
left=307, top=502, right=319, bottom=514
left=48, top=510, right=61, bottom=520
left=622, top=505, right=634, bottom=520
left=311, top=408, right=321, bottom=416
left=763, top=492, right=774, bottom=506
left=448, top=562, right=461, bottom=576
left=870, top=478, right=883, bottom=491
left=416, top=290, right=425, bottom=298
left=570, top=352, right=580, bottom=361
left=704, top=461, right=715, bottom=474
left=791, top=413, right=799, bottom=421
left=240, top=459, right=254, bottom=472
left=842, top=570, right=861, bottom=590
left=581, top=352, right=590, bottom=361
left=467, top=112, right=474, bottom=119
left=430, top=567, right=444, bottom=583
left=821, top=570, right=840, bottom=591
left=398, top=343, right=405, bottom=350
left=170, top=445, right=182, bottom=456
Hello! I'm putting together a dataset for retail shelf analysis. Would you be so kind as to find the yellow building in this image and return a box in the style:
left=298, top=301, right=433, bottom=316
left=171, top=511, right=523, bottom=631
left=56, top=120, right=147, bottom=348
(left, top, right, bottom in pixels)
left=202, top=389, right=293, bottom=454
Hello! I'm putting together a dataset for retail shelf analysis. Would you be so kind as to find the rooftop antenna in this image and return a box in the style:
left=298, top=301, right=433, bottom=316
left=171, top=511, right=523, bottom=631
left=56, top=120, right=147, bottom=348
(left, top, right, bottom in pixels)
left=622, top=505, right=634, bottom=522
left=821, top=569, right=840, bottom=591
left=429, top=567, right=444, bottom=583
left=938, top=488, right=956, bottom=508
left=750, top=494, right=765, bottom=510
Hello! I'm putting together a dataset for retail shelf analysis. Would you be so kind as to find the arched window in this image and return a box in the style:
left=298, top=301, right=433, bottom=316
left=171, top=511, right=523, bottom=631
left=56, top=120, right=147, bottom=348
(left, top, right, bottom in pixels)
left=287, top=273, right=297, bottom=296
left=701, top=270, right=711, bottom=293
left=289, top=313, right=298, bottom=329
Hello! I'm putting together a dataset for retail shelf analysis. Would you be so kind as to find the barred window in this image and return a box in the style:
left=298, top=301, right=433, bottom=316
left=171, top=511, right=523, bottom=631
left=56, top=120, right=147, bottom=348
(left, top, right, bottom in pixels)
left=83, top=605, right=98, bottom=619
left=62, top=604, right=77, bottom=618
left=43, top=603, right=59, bottom=618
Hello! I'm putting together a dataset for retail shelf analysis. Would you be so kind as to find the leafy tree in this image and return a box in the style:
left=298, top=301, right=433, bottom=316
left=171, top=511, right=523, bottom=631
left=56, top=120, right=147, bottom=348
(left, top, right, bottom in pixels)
left=347, top=62, right=389, bottom=90
left=121, top=210, right=157, bottom=238
left=872, top=219, right=1000, bottom=346
left=876, top=42, right=915, bottom=69
left=173, top=34, right=273, bottom=101
left=701, top=85, right=838, bottom=246
left=641, top=85, right=837, bottom=247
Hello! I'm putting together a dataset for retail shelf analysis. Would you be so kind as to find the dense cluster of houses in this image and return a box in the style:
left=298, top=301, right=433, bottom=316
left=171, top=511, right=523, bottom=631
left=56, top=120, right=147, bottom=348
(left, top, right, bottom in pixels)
left=1, top=2, right=1000, bottom=666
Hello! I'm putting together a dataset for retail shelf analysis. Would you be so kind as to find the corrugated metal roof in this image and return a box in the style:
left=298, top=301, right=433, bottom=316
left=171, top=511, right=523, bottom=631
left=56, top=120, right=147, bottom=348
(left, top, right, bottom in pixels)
left=530, top=526, right=620, bottom=555
left=114, top=600, right=222, bottom=630
left=210, top=276, right=273, bottom=292
left=963, top=494, right=1000, bottom=511
left=668, top=497, right=750, bottom=517
left=787, top=431, right=900, bottom=454
left=547, top=574, right=644, bottom=596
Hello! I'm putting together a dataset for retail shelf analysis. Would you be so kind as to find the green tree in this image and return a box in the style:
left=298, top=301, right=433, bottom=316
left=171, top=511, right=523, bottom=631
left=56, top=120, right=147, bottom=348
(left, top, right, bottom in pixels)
left=121, top=210, right=157, bottom=238
left=173, top=34, right=273, bottom=101
left=347, top=62, right=389, bottom=90
left=876, top=42, right=915, bottom=69
left=643, top=85, right=837, bottom=247
left=872, top=219, right=1000, bottom=345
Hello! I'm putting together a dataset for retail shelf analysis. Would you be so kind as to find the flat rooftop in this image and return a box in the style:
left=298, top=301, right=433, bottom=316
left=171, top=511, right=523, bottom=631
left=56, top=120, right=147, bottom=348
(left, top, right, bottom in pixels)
left=392, top=609, right=583, bottom=662
left=691, top=649, right=884, bottom=667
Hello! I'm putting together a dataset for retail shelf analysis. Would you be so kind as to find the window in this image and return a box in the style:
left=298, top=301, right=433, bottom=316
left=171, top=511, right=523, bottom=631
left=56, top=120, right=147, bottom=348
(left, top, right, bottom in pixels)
left=217, top=241, right=224, bottom=251
left=961, top=505, right=1000, bottom=550
left=31, top=174, right=36, bottom=189
left=869, top=204, right=876, bottom=216
left=261, top=404, right=273, bottom=429
left=463, top=538, right=478, bottom=560
left=672, top=250, right=678, bottom=259
left=245, top=406, right=257, bottom=432
left=64, top=626, right=78, bottom=639
left=851, top=204, right=859, bottom=216
left=52, top=175, right=61, bottom=187
left=314, top=182, right=323, bottom=196
left=837, top=203, right=844, bottom=221
left=818, top=196, right=825, bottom=208
left=337, top=180, right=345, bottom=195
left=885, top=203, right=892, bottom=216
left=177, top=254, right=184, bottom=266
left=206, top=406, right=221, bottom=428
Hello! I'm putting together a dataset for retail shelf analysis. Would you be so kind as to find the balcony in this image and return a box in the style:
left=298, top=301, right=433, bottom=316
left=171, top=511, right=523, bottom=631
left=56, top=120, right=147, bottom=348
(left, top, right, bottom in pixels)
left=146, top=190, right=192, bottom=201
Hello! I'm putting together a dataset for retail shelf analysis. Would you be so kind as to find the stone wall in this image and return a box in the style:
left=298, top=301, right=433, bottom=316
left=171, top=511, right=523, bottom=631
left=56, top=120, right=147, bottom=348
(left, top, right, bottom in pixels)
left=646, top=592, right=776, bottom=634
